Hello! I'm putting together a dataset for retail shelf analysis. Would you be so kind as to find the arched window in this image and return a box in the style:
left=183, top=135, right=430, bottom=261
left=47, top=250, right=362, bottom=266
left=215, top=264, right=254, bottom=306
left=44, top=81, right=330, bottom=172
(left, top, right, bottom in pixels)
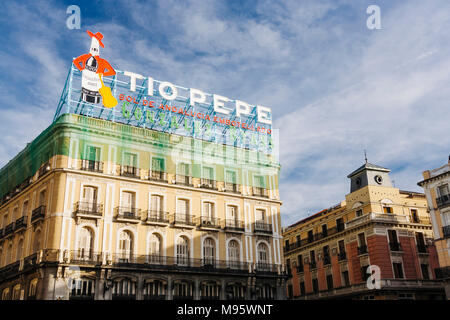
left=118, top=231, right=133, bottom=262
left=33, top=230, right=41, bottom=253
left=148, top=233, right=162, bottom=263
left=6, top=242, right=13, bottom=265
left=12, top=284, right=21, bottom=300
left=144, top=280, right=166, bottom=299
left=12, top=207, right=19, bottom=220
left=228, top=240, right=240, bottom=269
left=176, top=236, right=189, bottom=266
left=112, top=278, right=136, bottom=300
left=28, top=278, right=38, bottom=299
left=257, top=243, right=269, bottom=271
left=77, top=227, right=94, bottom=259
left=16, top=239, right=24, bottom=260
left=203, top=238, right=215, bottom=266
left=22, top=201, right=29, bottom=217
left=2, top=288, right=10, bottom=300
left=81, top=186, right=98, bottom=212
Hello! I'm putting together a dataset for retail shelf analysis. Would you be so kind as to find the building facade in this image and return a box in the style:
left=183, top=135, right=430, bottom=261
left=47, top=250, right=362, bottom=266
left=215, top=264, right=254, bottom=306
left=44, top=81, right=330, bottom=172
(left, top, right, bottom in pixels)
left=0, top=113, right=286, bottom=300
left=283, top=162, right=445, bottom=300
left=418, top=156, right=450, bottom=298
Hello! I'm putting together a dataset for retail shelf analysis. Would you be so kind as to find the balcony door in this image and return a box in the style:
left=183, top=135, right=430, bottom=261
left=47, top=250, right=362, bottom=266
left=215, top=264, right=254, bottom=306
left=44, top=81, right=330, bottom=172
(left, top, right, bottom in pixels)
left=227, top=205, right=238, bottom=227
left=148, top=233, right=162, bottom=263
left=202, top=202, right=215, bottom=224
left=228, top=240, right=240, bottom=269
left=225, top=170, right=237, bottom=191
left=81, top=186, right=98, bottom=212
left=151, top=195, right=163, bottom=218
left=177, top=199, right=189, bottom=223
left=203, top=238, right=215, bottom=266
left=438, top=184, right=449, bottom=197
left=77, top=227, right=94, bottom=259
left=176, top=236, right=189, bottom=266
left=119, top=231, right=133, bottom=262
left=202, top=167, right=213, bottom=185
left=87, top=146, right=100, bottom=170
left=121, top=191, right=135, bottom=216
left=257, top=243, right=269, bottom=270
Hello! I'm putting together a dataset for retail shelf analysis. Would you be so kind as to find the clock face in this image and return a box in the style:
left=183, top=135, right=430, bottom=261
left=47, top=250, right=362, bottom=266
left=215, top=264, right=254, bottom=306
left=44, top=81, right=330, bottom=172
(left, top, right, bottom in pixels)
left=374, top=175, right=383, bottom=184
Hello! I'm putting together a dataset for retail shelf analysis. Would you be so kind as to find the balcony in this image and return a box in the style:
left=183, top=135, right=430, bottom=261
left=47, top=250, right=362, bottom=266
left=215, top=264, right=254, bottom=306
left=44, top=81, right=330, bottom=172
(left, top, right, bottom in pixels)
left=389, top=242, right=402, bottom=252
left=121, top=165, right=140, bottom=178
left=200, top=178, right=218, bottom=190
left=38, top=162, right=51, bottom=178
left=115, top=207, right=140, bottom=223
left=443, top=225, right=450, bottom=239
left=198, top=217, right=221, bottom=230
left=252, top=187, right=269, bottom=198
left=144, top=210, right=170, bottom=225
left=436, top=194, right=450, bottom=209
left=338, top=252, right=347, bottom=261
left=224, top=219, right=245, bottom=232
left=346, top=212, right=409, bottom=228
left=149, top=170, right=167, bottom=183
left=173, top=213, right=196, bottom=227
left=4, top=223, right=14, bottom=237
left=74, top=202, right=103, bottom=219
left=175, top=174, right=193, bottom=187
left=357, top=245, right=368, bottom=255
left=224, top=182, right=240, bottom=194
left=68, top=250, right=102, bottom=265
left=81, top=159, right=103, bottom=173
left=14, top=216, right=27, bottom=232
left=253, top=221, right=272, bottom=234
left=31, top=205, right=46, bottom=223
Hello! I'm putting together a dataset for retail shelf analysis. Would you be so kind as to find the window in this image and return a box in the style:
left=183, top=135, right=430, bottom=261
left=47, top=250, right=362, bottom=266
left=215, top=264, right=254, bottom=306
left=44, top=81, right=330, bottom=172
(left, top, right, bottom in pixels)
left=299, top=281, right=305, bottom=296
left=411, top=209, right=419, bottom=223
left=113, top=279, right=136, bottom=298
left=297, top=254, right=303, bottom=272
left=177, top=163, right=191, bottom=185
left=336, top=218, right=344, bottom=231
left=203, top=238, right=215, bottom=265
left=225, top=170, right=237, bottom=192
left=322, top=224, right=328, bottom=237
left=28, top=279, right=38, bottom=298
left=342, top=271, right=350, bottom=287
left=22, top=201, right=28, bottom=217
left=356, top=209, right=363, bottom=217
left=438, top=184, right=449, bottom=197
left=33, top=230, right=41, bottom=253
left=39, top=190, right=46, bottom=207
left=151, top=157, right=165, bottom=172
left=388, top=230, right=401, bottom=251
left=202, top=166, right=214, bottom=181
left=2, top=288, right=10, bottom=300
left=123, top=152, right=137, bottom=167
left=361, top=265, right=370, bottom=281
left=2, top=214, right=8, bottom=228
left=416, top=232, right=427, bottom=253
left=16, top=239, right=24, bottom=260
left=312, top=279, right=319, bottom=293
left=12, top=207, right=18, bottom=220
left=12, top=285, right=21, bottom=300
left=326, top=274, right=333, bottom=290
left=70, top=279, right=94, bottom=299
left=87, top=146, right=100, bottom=162
left=118, top=231, right=133, bottom=262
left=255, top=209, right=265, bottom=222
left=338, top=240, right=346, bottom=255
left=144, top=280, right=166, bottom=298
left=285, top=240, right=289, bottom=250
left=421, top=264, right=430, bottom=280
left=323, top=245, right=331, bottom=265
left=6, top=243, right=13, bottom=265
left=257, top=243, right=269, bottom=269
left=77, top=227, right=94, bottom=259
left=148, top=233, right=162, bottom=263
left=254, top=175, right=266, bottom=188
left=309, top=250, right=316, bottom=268
left=173, top=281, right=193, bottom=299
left=120, top=191, right=136, bottom=217
left=81, top=186, right=98, bottom=212
left=393, top=262, right=404, bottom=279
left=150, top=195, right=164, bottom=216
left=383, top=206, right=393, bottom=214
left=202, top=202, right=215, bottom=222
left=176, top=199, right=190, bottom=223
left=176, top=236, right=189, bottom=266
left=358, top=233, right=367, bottom=254
left=228, top=240, right=240, bottom=268
left=307, top=230, right=314, bottom=243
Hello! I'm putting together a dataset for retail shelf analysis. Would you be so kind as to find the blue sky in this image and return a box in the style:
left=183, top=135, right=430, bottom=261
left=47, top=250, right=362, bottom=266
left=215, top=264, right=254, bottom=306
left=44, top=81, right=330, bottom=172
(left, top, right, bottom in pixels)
left=0, top=0, right=449, bottom=227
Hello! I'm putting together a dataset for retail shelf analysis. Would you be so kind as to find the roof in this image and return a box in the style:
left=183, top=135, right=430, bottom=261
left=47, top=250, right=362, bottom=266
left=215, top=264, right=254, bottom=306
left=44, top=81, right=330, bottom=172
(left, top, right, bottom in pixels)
left=347, top=162, right=390, bottom=178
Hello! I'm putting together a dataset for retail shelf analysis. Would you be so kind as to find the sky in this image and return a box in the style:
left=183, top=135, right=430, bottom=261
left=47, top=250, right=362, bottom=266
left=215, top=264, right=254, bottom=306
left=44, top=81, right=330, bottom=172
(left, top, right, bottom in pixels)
left=0, top=0, right=449, bottom=227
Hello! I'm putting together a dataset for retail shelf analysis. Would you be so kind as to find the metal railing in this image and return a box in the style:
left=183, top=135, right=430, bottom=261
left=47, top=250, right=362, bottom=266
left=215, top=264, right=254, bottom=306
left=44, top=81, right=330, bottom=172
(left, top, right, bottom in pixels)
left=253, top=221, right=272, bottom=234
left=81, top=159, right=103, bottom=173
left=121, top=165, right=140, bottom=178
left=75, top=202, right=103, bottom=216
left=115, top=207, right=140, bottom=220
left=173, top=213, right=195, bottom=226
left=31, top=205, right=46, bottom=223
left=38, top=162, right=51, bottom=178
left=200, top=178, right=217, bottom=190
left=67, top=250, right=102, bottom=265
left=175, top=174, right=193, bottom=186
left=198, top=217, right=221, bottom=229
left=144, top=210, right=169, bottom=224
left=252, top=187, right=269, bottom=198
left=149, top=171, right=167, bottom=182
left=224, top=219, right=245, bottom=232
left=14, top=216, right=27, bottom=231
left=4, top=223, right=14, bottom=236
left=436, top=194, right=450, bottom=208
left=224, top=182, right=240, bottom=193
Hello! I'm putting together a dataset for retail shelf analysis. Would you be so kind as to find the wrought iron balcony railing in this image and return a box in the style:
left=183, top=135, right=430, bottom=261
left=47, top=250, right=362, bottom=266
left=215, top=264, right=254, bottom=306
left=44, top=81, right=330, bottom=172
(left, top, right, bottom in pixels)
left=4, top=223, right=14, bottom=237
left=224, top=182, right=240, bottom=194
left=357, top=245, right=368, bottom=255
left=81, top=159, right=103, bottom=173
left=121, top=165, right=140, bottom=178
left=436, top=194, right=450, bottom=208
left=175, top=174, right=193, bottom=186
left=443, top=225, right=450, bottom=239
left=198, top=217, right=221, bottom=229
left=173, top=213, right=195, bottom=226
left=115, top=207, right=140, bottom=221
left=389, top=242, right=402, bottom=252
left=14, top=216, right=27, bottom=231
left=31, top=205, right=46, bottom=223
left=144, top=210, right=170, bottom=224
left=67, top=250, right=102, bottom=265
left=224, top=219, right=245, bottom=232
left=38, top=162, right=51, bottom=178
left=200, top=178, right=217, bottom=190
left=149, top=170, right=167, bottom=182
left=74, top=202, right=103, bottom=216
left=253, top=221, right=272, bottom=234
left=252, top=187, right=269, bottom=198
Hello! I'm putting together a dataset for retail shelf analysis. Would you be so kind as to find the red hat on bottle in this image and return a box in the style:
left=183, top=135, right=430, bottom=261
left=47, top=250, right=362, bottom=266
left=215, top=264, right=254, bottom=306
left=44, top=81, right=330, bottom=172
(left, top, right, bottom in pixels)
left=86, top=30, right=105, bottom=48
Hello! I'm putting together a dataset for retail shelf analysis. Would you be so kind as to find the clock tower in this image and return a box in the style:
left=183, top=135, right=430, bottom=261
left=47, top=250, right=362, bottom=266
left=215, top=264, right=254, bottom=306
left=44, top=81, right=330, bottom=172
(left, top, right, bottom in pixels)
left=347, top=161, right=392, bottom=193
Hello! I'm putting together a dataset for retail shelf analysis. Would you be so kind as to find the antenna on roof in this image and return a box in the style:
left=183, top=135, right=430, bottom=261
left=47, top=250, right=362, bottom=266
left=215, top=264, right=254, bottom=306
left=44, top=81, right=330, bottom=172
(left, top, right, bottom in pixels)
left=364, top=150, right=368, bottom=164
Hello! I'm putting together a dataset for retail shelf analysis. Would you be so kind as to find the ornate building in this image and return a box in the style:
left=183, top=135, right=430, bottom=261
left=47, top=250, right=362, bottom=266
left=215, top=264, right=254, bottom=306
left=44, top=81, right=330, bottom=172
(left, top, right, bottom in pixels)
left=0, top=113, right=286, bottom=300
left=283, top=162, right=445, bottom=300
left=418, top=156, right=450, bottom=298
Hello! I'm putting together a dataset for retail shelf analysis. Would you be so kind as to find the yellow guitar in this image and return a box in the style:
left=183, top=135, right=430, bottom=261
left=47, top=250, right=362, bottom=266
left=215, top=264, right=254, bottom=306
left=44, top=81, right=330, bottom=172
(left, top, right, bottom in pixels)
left=98, top=74, right=118, bottom=108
